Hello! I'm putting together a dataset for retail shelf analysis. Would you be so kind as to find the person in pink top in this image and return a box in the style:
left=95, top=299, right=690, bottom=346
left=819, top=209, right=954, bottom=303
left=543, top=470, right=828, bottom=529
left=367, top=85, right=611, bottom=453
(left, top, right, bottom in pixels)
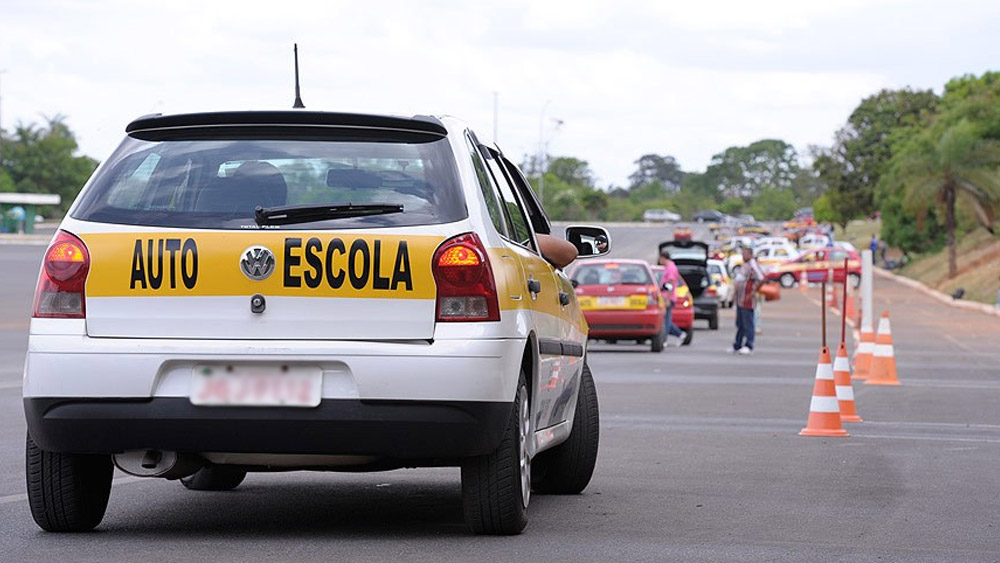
left=658, top=250, right=687, bottom=346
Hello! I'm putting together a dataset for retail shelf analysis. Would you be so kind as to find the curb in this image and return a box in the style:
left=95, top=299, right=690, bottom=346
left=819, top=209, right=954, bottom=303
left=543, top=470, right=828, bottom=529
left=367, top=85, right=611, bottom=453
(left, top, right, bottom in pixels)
left=874, top=267, right=1000, bottom=319
left=0, top=234, right=51, bottom=246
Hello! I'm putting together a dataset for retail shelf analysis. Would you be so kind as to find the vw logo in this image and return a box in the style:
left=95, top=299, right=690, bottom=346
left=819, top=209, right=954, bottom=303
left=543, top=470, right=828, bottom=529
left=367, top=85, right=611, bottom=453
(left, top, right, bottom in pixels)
left=239, top=245, right=275, bottom=281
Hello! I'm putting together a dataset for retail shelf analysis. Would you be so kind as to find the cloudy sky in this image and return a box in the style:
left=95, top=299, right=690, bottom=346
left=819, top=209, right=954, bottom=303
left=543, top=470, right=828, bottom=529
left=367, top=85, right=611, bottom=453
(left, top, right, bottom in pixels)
left=1, top=0, right=997, bottom=187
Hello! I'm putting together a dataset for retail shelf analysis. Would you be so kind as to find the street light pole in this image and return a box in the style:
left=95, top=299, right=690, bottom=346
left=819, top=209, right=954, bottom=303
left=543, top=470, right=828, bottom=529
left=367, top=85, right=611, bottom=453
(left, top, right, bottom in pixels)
left=0, top=70, right=6, bottom=169
left=538, top=99, right=551, bottom=204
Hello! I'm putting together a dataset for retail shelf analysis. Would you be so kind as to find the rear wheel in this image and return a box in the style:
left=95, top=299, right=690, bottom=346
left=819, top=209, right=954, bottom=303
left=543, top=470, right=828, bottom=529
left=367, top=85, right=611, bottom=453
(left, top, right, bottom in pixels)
left=462, top=373, right=530, bottom=535
left=26, top=433, right=113, bottom=532
left=780, top=273, right=796, bottom=289
left=180, top=466, right=247, bottom=491
left=533, top=361, right=599, bottom=494
left=651, top=324, right=665, bottom=353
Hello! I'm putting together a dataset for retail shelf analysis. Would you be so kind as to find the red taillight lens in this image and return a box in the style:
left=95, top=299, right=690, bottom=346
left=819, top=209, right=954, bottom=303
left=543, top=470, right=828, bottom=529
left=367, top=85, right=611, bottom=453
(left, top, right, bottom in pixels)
left=33, top=231, right=90, bottom=318
left=432, top=233, right=500, bottom=322
left=706, top=285, right=718, bottom=297
left=647, top=290, right=660, bottom=307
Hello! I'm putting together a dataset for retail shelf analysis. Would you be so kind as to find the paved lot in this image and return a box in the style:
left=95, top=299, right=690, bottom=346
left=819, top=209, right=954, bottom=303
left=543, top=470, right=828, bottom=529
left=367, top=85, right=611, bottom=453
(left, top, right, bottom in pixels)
left=1, top=227, right=999, bottom=562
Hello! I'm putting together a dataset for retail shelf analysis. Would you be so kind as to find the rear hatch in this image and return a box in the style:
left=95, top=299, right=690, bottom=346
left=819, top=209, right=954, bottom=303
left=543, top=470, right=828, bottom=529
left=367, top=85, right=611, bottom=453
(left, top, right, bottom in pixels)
left=68, top=112, right=466, bottom=340
left=659, top=240, right=710, bottom=299
left=571, top=262, right=657, bottom=311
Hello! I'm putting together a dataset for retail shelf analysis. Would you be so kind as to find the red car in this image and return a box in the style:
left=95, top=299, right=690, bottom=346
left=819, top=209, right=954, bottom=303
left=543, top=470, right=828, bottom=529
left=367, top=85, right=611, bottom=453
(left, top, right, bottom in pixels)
left=765, top=247, right=862, bottom=288
left=651, top=265, right=694, bottom=345
left=570, top=259, right=667, bottom=352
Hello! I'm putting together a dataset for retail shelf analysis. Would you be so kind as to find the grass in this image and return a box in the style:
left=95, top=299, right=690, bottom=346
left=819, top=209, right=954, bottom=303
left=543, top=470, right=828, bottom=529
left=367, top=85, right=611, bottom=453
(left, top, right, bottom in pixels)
left=838, top=220, right=1000, bottom=306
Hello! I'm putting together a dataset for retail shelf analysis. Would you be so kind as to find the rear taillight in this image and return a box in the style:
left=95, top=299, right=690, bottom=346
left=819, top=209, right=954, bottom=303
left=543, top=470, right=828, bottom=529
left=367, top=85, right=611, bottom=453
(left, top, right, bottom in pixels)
left=432, top=233, right=500, bottom=322
left=706, top=285, right=718, bottom=297
left=33, top=230, right=90, bottom=318
left=647, top=290, right=660, bottom=307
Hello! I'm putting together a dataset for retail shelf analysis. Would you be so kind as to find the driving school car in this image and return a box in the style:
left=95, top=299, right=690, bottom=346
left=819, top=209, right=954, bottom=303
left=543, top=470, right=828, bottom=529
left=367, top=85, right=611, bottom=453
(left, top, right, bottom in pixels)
left=23, top=110, right=610, bottom=536
left=570, top=259, right=666, bottom=352
left=765, top=247, right=861, bottom=288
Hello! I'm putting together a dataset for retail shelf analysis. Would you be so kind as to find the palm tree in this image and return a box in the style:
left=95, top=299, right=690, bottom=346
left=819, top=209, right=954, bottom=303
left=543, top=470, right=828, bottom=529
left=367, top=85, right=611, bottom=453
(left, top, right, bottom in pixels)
left=893, top=119, right=1000, bottom=278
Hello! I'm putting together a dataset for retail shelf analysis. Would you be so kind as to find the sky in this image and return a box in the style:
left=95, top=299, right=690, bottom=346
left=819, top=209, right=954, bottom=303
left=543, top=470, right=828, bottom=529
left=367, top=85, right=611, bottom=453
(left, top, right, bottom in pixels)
left=1, top=0, right=998, bottom=188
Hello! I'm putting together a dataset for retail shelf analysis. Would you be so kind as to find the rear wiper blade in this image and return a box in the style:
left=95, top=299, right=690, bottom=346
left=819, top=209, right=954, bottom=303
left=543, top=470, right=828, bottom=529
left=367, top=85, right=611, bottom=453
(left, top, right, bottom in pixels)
left=255, top=203, right=403, bottom=226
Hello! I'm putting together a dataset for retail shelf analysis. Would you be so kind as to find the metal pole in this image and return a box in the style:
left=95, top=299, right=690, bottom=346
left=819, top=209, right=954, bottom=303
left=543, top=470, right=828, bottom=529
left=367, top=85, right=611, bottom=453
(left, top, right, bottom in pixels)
left=0, top=70, right=6, bottom=168
left=861, top=249, right=874, bottom=335
left=538, top=99, right=550, bottom=204
left=841, top=258, right=848, bottom=344
left=821, top=280, right=827, bottom=349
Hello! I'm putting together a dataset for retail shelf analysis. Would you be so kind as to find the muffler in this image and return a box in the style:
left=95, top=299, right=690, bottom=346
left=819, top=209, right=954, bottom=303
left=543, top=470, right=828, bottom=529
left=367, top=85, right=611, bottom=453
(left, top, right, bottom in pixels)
left=113, top=450, right=202, bottom=479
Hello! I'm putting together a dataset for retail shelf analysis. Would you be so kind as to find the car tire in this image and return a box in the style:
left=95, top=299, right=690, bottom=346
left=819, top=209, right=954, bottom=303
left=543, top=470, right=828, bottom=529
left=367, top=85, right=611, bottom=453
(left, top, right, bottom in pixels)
left=180, top=466, right=247, bottom=491
left=532, top=362, right=599, bottom=495
left=780, top=273, right=797, bottom=289
left=462, top=373, right=530, bottom=535
left=682, top=330, right=693, bottom=346
left=651, top=325, right=665, bottom=353
left=849, top=273, right=861, bottom=289
left=709, top=313, right=719, bottom=330
left=26, top=432, right=113, bottom=533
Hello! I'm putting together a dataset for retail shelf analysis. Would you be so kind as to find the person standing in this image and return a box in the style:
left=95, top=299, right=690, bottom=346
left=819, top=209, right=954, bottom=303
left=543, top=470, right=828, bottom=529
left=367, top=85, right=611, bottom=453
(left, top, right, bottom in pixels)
left=731, top=246, right=764, bottom=355
left=658, top=250, right=687, bottom=346
left=870, top=234, right=879, bottom=256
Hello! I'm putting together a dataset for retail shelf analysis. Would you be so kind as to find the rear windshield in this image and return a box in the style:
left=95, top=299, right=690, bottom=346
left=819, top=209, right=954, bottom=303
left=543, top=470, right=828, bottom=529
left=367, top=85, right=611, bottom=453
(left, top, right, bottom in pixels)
left=573, top=263, right=652, bottom=286
left=71, top=137, right=466, bottom=229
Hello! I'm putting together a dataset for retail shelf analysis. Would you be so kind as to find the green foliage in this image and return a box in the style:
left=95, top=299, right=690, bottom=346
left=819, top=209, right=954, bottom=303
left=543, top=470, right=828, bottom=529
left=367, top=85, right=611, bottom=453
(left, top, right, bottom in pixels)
left=748, top=186, right=798, bottom=221
left=0, top=169, right=15, bottom=192
left=547, top=156, right=595, bottom=188
left=1, top=116, right=99, bottom=212
left=718, top=199, right=744, bottom=215
left=812, top=193, right=835, bottom=224
left=628, top=154, right=684, bottom=191
left=818, top=88, right=938, bottom=227
left=703, top=139, right=799, bottom=200
left=878, top=190, right=944, bottom=256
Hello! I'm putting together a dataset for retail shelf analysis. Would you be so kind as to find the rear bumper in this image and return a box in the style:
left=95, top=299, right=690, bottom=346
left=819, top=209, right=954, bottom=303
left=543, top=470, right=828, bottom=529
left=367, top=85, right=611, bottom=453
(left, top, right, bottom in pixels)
left=673, top=306, right=694, bottom=329
left=583, top=308, right=663, bottom=338
left=693, top=299, right=719, bottom=320
left=24, top=397, right=510, bottom=459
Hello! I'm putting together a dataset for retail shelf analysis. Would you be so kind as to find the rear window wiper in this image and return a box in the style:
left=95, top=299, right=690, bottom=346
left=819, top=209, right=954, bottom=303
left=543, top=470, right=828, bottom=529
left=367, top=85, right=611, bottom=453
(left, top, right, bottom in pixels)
left=255, top=203, right=403, bottom=226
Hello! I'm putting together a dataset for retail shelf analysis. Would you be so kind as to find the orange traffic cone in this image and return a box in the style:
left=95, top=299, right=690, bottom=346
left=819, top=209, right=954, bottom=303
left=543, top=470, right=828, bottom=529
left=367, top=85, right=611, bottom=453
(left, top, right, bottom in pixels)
left=828, top=285, right=839, bottom=308
left=800, top=271, right=808, bottom=292
left=800, top=347, right=849, bottom=437
left=866, top=311, right=900, bottom=386
left=853, top=327, right=875, bottom=380
left=844, top=293, right=857, bottom=321
left=833, top=343, right=862, bottom=422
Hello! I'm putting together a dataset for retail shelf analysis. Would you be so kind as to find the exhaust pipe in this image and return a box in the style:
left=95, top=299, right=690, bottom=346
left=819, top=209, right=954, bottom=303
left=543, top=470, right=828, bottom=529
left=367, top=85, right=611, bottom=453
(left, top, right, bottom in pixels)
left=114, top=450, right=202, bottom=480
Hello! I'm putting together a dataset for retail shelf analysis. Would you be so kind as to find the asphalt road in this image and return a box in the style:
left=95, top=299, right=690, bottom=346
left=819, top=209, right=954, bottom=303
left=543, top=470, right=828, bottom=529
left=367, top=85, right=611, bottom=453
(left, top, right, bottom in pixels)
left=2, top=225, right=1000, bottom=562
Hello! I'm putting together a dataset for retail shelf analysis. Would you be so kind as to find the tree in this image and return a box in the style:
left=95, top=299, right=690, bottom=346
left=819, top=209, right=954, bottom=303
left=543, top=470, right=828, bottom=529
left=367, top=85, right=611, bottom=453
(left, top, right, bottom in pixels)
left=546, top=156, right=595, bottom=189
left=1, top=116, right=99, bottom=212
left=704, top=139, right=799, bottom=200
left=817, top=88, right=938, bottom=225
left=628, top=154, right=685, bottom=192
left=888, top=119, right=1000, bottom=277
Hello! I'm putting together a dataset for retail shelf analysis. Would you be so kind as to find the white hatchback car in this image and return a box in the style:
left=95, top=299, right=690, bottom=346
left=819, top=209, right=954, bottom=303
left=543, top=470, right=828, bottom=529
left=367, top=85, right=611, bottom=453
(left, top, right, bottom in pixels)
left=23, top=111, right=609, bottom=535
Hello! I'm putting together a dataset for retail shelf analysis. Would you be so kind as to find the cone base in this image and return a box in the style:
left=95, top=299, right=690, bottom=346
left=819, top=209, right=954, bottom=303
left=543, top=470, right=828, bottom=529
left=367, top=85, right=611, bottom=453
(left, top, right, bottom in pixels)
left=799, top=428, right=850, bottom=437
left=841, top=414, right=863, bottom=423
left=865, top=379, right=900, bottom=386
left=852, top=373, right=869, bottom=381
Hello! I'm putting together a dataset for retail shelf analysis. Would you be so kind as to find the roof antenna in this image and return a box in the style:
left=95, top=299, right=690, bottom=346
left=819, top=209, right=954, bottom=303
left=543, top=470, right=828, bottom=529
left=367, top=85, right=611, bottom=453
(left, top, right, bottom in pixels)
left=292, top=43, right=305, bottom=109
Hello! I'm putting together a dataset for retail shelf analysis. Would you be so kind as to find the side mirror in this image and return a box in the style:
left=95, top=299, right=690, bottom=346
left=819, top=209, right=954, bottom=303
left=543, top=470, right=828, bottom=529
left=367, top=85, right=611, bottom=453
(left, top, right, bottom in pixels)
left=566, top=225, right=611, bottom=258
left=661, top=282, right=674, bottom=292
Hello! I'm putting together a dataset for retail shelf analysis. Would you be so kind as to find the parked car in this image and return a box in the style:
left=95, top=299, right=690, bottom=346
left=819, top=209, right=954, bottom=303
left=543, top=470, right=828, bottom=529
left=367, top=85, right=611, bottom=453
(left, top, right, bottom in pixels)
left=693, top=209, right=724, bottom=223
left=570, top=259, right=666, bottom=352
left=23, top=109, right=609, bottom=536
left=754, top=244, right=801, bottom=272
left=651, top=265, right=694, bottom=345
left=798, top=233, right=831, bottom=249
left=765, top=247, right=862, bottom=288
left=707, top=259, right=734, bottom=308
left=642, top=208, right=681, bottom=223
left=658, top=240, right=719, bottom=330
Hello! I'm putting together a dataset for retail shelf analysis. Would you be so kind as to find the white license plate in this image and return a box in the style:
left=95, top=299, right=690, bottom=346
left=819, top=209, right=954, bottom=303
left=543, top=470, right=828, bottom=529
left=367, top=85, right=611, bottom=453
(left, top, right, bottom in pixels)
left=597, top=296, right=626, bottom=307
left=191, top=364, right=322, bottom=407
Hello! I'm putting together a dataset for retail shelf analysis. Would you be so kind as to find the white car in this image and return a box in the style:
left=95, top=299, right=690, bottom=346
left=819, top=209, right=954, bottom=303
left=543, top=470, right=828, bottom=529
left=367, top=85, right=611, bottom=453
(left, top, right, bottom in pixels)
left=642, top=208, right=681, bottom=223
left=799, top=233, right=831, bottom=249
left=23, top=110, right=608, bottom=535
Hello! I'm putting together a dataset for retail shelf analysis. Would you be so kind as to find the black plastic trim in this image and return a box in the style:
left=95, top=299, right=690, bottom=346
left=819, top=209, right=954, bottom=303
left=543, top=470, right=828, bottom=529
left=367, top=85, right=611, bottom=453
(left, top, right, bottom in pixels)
left=24, top=398, right=510, bottom=460
left=538, top=338, right=585, bottom=358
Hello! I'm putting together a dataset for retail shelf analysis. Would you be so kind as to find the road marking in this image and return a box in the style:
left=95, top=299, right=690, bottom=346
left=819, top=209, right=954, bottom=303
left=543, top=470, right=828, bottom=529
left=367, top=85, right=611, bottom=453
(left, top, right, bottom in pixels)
left=943, top=333, right=973, bottom=352
left=0, top=476, right=146, bottom=506
left=0, top=382, right=21, bottom=391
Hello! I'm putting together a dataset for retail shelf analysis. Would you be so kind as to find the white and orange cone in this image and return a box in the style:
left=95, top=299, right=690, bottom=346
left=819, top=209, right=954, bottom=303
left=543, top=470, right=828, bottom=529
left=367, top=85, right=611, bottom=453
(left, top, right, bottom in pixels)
left=866, top=311, right=900, bottom=386
left=828, top=285, right=839, bottom=308
left=853, top=328, right=875, bottom=380
left=833, top=343, right=862, bottom=423
left=800, top=346, right=850, bottom=437
left=800, top=270, right=809, bottom=292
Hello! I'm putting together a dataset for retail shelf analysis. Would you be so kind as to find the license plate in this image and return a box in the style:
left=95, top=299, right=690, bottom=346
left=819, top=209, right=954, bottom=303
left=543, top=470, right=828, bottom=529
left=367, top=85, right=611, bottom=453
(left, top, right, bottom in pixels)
left=191, top=364, right=322, bottom=407
left=597, top=296, right=626, bottom=307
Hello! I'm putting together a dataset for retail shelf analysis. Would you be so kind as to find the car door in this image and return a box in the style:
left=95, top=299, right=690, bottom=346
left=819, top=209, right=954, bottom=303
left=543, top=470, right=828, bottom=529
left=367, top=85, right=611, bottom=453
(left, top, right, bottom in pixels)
left=486, top=150, right=584, bottom=431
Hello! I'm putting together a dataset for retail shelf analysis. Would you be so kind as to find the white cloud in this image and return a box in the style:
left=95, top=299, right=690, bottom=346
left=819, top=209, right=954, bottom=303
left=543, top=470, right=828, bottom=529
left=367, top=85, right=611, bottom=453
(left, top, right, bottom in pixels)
left=0, top=0, right=995, bottom=188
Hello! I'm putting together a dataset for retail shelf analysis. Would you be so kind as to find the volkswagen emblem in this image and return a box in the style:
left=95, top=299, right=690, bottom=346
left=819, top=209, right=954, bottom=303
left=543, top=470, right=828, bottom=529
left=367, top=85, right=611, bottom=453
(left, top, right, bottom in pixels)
left=240, top=245, right=276, bottom=281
